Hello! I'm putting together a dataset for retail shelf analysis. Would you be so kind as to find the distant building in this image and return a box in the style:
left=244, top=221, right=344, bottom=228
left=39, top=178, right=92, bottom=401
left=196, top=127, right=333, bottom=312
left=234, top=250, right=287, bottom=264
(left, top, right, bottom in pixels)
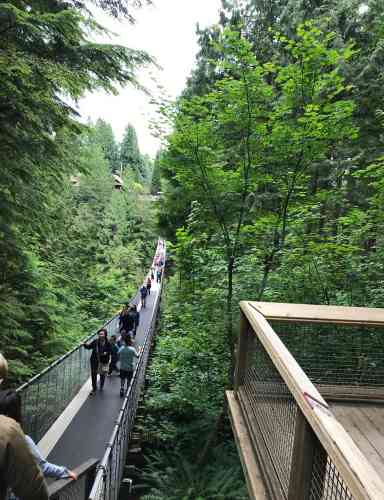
left=70, top=172, right=124, bottom=191
left=112, top=172, right=124, bottom=191
left=70, top=175, right=80, bottom=187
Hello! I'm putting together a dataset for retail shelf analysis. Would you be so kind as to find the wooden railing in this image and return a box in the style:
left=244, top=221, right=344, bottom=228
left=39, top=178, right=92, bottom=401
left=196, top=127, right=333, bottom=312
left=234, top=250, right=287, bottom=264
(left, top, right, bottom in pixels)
left=227, top=301, right=384, bottom=500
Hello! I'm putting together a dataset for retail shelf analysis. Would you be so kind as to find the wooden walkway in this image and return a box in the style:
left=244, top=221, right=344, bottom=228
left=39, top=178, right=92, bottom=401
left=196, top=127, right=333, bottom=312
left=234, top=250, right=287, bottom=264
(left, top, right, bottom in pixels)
left=331, top=402, right=384, bottom=476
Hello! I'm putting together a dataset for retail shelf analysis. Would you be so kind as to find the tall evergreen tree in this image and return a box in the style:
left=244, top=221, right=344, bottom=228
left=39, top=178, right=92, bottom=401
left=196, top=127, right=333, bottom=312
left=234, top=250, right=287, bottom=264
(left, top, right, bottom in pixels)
left=120, top=123, right=146, bottom=181
left=150, top=151, right=162, bottom=194
left=92, top=119, right=120, bottom=172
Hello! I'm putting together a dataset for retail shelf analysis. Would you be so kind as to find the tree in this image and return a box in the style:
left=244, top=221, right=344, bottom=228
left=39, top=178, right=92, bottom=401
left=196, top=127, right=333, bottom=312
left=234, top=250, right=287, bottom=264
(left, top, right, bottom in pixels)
left=120, top=123, right=146, bottom=181
left=92, top=119, right=120, bottom=172
left=0, top=0, right=152, bottom=380
left=150, top=150, right=162, bottom=194
left=163, top=24, right=356, bottom=372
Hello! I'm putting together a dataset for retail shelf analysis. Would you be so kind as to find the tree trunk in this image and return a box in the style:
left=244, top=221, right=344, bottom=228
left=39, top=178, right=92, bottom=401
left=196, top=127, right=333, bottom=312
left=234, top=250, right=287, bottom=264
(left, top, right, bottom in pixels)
left=227, top=255, right=235, bottom=386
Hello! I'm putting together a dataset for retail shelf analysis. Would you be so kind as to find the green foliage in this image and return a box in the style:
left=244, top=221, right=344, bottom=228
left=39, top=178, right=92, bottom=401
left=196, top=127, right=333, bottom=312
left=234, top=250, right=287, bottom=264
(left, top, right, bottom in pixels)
left=120, top=123, right=151, bottom=182
left=140, top=447, right=248, bottom=500
left=0, top=0, right=155, bottom=382
left=150, top=150, right=162, bottom=194
left=144, top=3, right=384, bottom=499
left=91, top=119, right=120, bottom=172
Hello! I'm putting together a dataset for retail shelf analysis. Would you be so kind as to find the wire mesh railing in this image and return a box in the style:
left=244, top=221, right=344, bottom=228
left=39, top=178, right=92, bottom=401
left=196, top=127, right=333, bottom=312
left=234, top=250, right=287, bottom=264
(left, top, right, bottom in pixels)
left=233, top=301, right=384, bottom=500
left=271, top=321, right=384, bottom=400
left=88, top=244, right=164, bottom=500
left=18, top=314, right=119, bottom=442
left=241, top=338, right=298, bottom=498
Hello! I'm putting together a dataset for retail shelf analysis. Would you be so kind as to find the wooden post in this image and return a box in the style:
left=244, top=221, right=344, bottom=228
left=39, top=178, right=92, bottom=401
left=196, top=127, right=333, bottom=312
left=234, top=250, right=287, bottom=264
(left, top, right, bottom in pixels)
left=234, top=309, right=252, bottom=392
left=288, top=409, right=317, bottom=500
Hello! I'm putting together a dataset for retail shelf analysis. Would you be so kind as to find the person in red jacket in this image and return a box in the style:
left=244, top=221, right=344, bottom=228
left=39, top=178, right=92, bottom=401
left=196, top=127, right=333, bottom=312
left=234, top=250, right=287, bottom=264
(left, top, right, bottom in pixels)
left=146, top=276, right=152, bottom=296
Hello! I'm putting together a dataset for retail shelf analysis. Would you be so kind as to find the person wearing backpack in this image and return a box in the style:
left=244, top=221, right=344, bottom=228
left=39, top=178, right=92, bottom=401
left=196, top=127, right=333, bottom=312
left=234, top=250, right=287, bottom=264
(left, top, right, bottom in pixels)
left=119, top=304, right=135, bottom=336
left=130, top=304, right=140, bottom=337
left=0, top=390, right=77, bottom=482
left=156, top=268, right=162, bottom=283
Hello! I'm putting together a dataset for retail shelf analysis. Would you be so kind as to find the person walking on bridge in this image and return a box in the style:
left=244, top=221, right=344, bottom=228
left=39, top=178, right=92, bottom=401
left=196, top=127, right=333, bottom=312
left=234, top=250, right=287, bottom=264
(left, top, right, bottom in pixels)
left=108, top=335, right=119, bottom=376
left=118, top=335, right=140, bottom=397
left=0, top=415, right=48, bottom=500
left=83, top=329, right=111, bottom=395
left=146, top=276, right=152, bottom=296
left=140, top=283, right=148, bottom=308
left=0, top=354, right=48, bottom=500
left=156, top=268, right=162, bottom=283
left=130, top=304, right=140, bottom=337
left=119, top=305, right=137, bottom=337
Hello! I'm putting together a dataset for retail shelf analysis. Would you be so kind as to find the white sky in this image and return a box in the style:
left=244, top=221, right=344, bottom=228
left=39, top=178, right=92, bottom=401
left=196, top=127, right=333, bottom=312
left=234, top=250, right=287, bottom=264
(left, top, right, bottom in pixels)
left=77, top=0, right=222, bottom=157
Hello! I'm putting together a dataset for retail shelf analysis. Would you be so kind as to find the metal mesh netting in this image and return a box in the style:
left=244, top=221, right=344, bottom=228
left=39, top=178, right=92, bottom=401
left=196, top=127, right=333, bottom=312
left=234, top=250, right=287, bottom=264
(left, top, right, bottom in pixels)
left=309, top=447, right=353, bottom=500
left=241, top=334, right=298, bottom=498
left=271, top=322, right=384, bottom=391
left=238, top=322, right=359, bottom=500
left=20, top=314, right=119, bottom=442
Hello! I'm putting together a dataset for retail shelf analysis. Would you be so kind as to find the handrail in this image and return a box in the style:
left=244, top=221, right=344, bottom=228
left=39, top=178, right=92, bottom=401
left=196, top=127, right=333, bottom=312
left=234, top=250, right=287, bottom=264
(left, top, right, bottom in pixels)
left=249, top=301, right=384, bottom=326
left=240, top=300, right=384, bottom=500
left=48, top=457, right=98, bottom=498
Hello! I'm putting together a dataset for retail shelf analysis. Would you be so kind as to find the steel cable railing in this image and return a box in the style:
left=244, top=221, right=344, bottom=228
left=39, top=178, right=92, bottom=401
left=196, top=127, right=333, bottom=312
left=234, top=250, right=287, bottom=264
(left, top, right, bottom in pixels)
left=88, top=240, right=165, bottom=500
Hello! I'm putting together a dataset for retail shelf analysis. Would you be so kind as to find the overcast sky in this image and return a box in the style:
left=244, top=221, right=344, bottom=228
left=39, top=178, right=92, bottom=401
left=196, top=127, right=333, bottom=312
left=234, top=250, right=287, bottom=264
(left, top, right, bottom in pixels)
left=77, top=0, right=222, bottom=157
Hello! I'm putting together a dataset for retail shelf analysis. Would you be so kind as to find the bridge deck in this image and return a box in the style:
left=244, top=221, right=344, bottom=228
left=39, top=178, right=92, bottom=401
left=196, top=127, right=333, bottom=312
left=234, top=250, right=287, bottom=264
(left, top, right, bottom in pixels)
left=331, top=402, right=384, bottom=476
left=46, top=281, right=159, bottom=469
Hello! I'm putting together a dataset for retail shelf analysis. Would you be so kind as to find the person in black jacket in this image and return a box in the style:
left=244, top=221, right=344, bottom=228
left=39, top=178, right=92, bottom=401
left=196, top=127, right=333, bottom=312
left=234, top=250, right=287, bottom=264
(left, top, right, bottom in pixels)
left=83, top=329, right=112, bottom=395
left=130, top=305, right=140, bottom=337
left=119, top=304, right=134, bottom=335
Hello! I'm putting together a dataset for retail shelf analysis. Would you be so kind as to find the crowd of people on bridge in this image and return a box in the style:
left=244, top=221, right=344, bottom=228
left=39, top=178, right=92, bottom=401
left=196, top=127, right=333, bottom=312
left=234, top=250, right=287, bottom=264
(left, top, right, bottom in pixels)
left=83, top=245, right=165, bottom=398
left=0, top=242, right=165, bottom=500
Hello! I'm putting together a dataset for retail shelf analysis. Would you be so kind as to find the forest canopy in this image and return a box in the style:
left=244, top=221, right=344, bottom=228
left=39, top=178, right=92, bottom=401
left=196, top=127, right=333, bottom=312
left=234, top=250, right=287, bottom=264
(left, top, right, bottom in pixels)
left=0, top=0, right=155, bottom=381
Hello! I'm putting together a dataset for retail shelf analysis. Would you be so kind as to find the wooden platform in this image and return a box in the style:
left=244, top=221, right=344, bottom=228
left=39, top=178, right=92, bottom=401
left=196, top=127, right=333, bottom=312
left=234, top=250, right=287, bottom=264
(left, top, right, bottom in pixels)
left=226, top=391, right=269, bottom=500
left=330, top=402, right=384, bottom=475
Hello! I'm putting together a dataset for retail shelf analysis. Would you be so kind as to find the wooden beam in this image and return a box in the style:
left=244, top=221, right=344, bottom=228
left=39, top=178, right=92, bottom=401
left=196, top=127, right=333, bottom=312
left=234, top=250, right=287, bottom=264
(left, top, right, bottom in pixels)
left=250, top=301, right=384, bottom=326
left=288, top=410, right=318, bottom=500
left=234, top=310, right=252, bottom=391
left=226, top=391, right=269, bottom=500
left=240, top=300, right=384, bottom=500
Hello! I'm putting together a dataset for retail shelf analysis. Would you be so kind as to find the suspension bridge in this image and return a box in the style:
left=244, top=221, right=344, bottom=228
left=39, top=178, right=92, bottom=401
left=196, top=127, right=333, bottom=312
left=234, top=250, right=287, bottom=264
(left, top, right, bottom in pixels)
left=16, top=240, right=166, bottom=500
